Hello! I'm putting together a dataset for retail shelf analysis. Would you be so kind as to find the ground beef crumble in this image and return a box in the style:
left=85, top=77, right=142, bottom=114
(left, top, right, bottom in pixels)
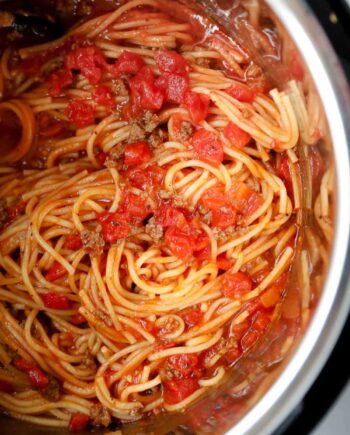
left=80, top=229, right=105, bottom=255
left=145, top=217, right=163, bottom=242
left=90, top=403, right=111, bottom=427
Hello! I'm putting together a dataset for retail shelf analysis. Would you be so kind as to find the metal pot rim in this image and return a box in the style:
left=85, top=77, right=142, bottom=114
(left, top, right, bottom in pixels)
left=227, top=1, right=350, bottom=434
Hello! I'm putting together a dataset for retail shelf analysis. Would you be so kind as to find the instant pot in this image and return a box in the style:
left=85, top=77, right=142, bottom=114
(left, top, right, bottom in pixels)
left=0, top=1, right=349, bottom=434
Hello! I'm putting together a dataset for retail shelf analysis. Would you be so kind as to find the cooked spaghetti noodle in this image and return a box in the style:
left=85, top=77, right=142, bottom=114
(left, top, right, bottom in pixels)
left=0, top=0, right=332, bottom=431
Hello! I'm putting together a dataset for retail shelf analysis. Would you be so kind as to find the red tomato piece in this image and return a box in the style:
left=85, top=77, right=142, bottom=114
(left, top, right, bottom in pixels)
left=14, top=358, right=49, bottom=389
left=48, top=69, right=73, bottom=97
left=190, top=129, right=223, bottom=167
left=71, top=313, right=86, bottom=325
left=65, top=99, right=95, bottom=128
left=226, top=83, right=256, bottom=102
left=128, top=66, right=165, bottom=113
left=167, top=354, right=199, bottom=378
left=68, top=412, right=90, bottom=432
left=163, top=378, right=199, bottom=404
left=217, top=254, right=231, bottom=271
left=64, top=46, right=106, bottom=84
left=155, top=50, right=188, bottom=75
left=155, top=73, right=189, bottom=104
left=7, top=201, right=27, bottom=220
left=45, top=262, right=67, bottom=282
left=276, top=153, right=293, bottom=195
left=97, top=211, right=130, bottom=243
left=229, top=180, right=264, bottom=217
left=200, top=188, right=228, bottom=211
left=123, top=165, right=165, bottom=190
left=154, top=204, right=187, bottom=228
left=110, top=50, right=145, bottom=75
left=124, top=141, right=152, bottom=166
left=119, top=191, right=152, bottom=225
left=95, top=151, right=108, bottom=166
left=165, top=226, right=193, bottom=262
left=222, top=272, right=253, bottom=298
left=181, top=307, right=203, bottom=329
left=93, top=85, right=114, bottom=109
left=42, top=292, right=71, bottom=309
left=211, top=206, right=236, bottom=229
left=193, top=232, right=210, bottom=251
left=241, top=310, right=271, bottom=352
left=183, top=91, right=210, bottom=124
left=64, top=233, right=83, bottom=250
left=223, top=121, right=251, bottom=149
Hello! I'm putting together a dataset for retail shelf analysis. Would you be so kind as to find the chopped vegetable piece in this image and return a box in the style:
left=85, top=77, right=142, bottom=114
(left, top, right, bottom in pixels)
left=223, top=121, right=251, bottom=149
left=48, top=69, right=73, bottom=97
left=97, top=211, right=130, bottom=243
left=183, top=91, right=209, bottom=124
left=226, top=83, right=256, bottom=102
left=165, top=225, right=193, bottom=262
left=222, top=272, right=253, bottom=298
left=190, top=129, right=223, bottom=167
left=65, top=99, right=95, bottom=128
left=155, top=50, right=188, bottom=75
left=42, top=292, right=71, bottom=310
left=163, top=378, right=199, bottom=404
left=64, top=233, right=83, bottom=250
left=124, top=141, right=152, bottom=166
left=45, top=262, right=67, bottom=282
left=68, top=412, right=90, bottom=432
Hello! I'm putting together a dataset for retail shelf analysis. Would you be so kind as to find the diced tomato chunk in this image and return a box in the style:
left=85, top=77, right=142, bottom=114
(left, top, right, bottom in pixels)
left=111, top=50, right=145, bottom=75
left=167, top=354, right=199, bottom=378
left=93, top=85, right=114, bottom=109
left=123, top=165, right=165, bottom=190
left=64, top=46, right=106, bottom=84
left=7, top=201, right=27, bottom=220
left=118, top=191, right=152, bottom=225
left=181, top=307, right=203, bottom=329
left=190, top=129, right=223, bottom=167
left=96, top=151, right=108, bottom=166
left=65, top=99, right=95, bottom=128
left=45, top=262, right=68, bottom=282
left=155, top=50, right=188, bottom=75
left=128, top=66, right=165, bottom=114
left=217, top=254, right=231, bottom=271
left=97, top=211, right=130, bottom=243
left=183, top=91, right=209, bottom=124
left=163, top=377, right=199, bottom=405
left=165, top=225, right=193, bottom=262
left=124, top=141, right=152, bottom=166
left=14, top=358, right=49, bottom=389
left=229, top=180, right=264, bottom=217
left=68, top=412, right=90, bottom=432
left=48, top=69, right=73, bottom=97
left=154, top=204, right=187, bottom=228
left=226, top=83, right=256, bottom=102
left=155, top=72, right=189, bottom=104
left=42, top=292, right=71, bottom=309
left=241, top=310, right=271, bottom=351
left=64, top=233, right=83, bottom=250
left=223, top=121, right=251, bottom=149
left=211, top=206, right=236, bottom=229
left=200, top=188, right=228, bottom=211
left=222, top=272, right=253, bottom=298
left=71, top=313, right=86, bottom=325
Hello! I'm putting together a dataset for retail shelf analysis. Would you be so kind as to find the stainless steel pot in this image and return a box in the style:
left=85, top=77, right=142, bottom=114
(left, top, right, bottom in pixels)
left=0, top=1, right=349, bottom=434
left=229, top=1, right=350, bottom=433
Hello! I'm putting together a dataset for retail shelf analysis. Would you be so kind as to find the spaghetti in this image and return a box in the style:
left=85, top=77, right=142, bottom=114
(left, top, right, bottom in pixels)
left=0, top=0, right=332, bottom=431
